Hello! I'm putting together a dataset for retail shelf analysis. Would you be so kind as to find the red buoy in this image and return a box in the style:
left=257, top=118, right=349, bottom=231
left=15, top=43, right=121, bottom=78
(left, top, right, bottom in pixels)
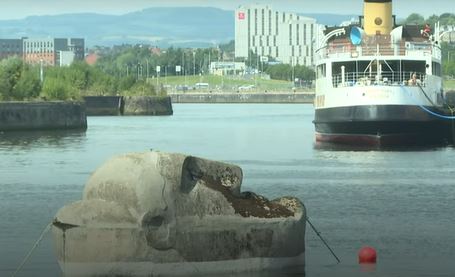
left=358, top=246, right=377, bottom=264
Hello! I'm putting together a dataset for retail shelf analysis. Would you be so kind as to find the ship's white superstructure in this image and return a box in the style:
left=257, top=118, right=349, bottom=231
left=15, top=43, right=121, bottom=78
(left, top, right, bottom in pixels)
left=313, top=0, right=450, bottom=146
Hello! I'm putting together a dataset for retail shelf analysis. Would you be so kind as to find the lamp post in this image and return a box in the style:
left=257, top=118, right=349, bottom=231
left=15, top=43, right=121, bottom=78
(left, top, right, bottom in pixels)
left=146, top=59, right=149, bottom=79
left=40, top=59, right=44, bottom=83
left=193, top=51, right=196, bottom=76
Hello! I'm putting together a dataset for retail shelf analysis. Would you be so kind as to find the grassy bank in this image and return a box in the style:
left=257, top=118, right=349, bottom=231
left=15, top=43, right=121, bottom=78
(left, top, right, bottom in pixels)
left=445, top=79, right=455, bottom=91
left=151, top=75, right=312, bottom=93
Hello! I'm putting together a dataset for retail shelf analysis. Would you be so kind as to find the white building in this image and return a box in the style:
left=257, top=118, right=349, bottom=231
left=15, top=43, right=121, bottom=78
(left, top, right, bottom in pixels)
left=209, top=61, right=246, bottom=75
left=235, top=4, right=323, bottom=66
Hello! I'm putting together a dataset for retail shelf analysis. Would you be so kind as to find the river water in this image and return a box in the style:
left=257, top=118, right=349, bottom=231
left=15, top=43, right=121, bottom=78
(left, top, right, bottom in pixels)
left=1, top=104, right=455, bottom=277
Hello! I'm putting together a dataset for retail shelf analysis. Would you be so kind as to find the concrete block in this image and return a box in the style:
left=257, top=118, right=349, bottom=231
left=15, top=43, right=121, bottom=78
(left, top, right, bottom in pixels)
left=123, top=96, right=173, bottom=115
left=52, top=151, right=306, bottom=276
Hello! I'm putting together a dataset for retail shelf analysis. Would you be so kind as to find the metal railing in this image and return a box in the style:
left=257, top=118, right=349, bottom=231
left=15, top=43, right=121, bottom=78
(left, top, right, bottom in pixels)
left=318, top=40, right=438, bottom=60
left=331, top=71, right=427, bottom=88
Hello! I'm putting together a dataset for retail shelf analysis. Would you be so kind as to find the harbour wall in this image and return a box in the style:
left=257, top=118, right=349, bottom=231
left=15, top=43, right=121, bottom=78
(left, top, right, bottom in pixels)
left=0, top=101, right=87, bottom=131
left=84, top=96, right=123, bottom=116
left=84, top=96, right=173, bottom=116
left=123, top=96, right=173, bottom=115
left=169, top=92, right=315, bottom=104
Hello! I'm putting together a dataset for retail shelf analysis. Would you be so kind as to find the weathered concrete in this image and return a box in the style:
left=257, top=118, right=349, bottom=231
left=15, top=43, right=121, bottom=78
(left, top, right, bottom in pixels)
left=170, top=92, right=315, bottom=104
left=123, top=96, right=173, bottom=115
left=83, top=96, right=123, bottom=116
left=0, top=101, right=87, bottom=131
left=52, top=151, right=306, bottom=276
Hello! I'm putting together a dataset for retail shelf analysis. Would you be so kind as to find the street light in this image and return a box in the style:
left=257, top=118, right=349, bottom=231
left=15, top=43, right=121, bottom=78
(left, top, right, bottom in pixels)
left=39, top=59, right=44, bottom=83
left=193, top=51, right=196, bottom=76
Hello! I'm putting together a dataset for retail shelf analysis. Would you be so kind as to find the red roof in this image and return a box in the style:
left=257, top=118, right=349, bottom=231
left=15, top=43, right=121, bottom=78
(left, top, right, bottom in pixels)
left=85, top=53, right=99, bottom=65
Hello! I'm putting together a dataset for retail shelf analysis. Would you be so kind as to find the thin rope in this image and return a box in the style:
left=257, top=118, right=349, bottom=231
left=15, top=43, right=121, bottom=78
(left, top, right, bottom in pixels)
left=306, top=217, right=341, bottom=264
left=401, top=85, right=455, bottom=120
left=11, top=222, right=52, bottom=277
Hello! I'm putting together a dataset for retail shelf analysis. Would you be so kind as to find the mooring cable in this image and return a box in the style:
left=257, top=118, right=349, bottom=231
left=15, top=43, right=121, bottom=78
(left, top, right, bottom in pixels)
left=11, top=222, right=52, bottom=277
left=306, top=217, right=341, bottom=264
left=401, top=85, right=455, bottom=120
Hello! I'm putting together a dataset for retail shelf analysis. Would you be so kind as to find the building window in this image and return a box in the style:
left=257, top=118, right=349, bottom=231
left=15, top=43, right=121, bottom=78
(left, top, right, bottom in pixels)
left=269, top=10, right=272, bottom=35
left=261, top=9, right=265, bottom=35
left=289, top=24, right=292, bottom=45
left=255, top=9, right=258, bottom=35
left=304, top=24, right=307, bottom=45
left=276, top=12, right=279, bottom=35
left=248, top=9, right=251, bottom=50
left=296, top=24, right=300, bottom=46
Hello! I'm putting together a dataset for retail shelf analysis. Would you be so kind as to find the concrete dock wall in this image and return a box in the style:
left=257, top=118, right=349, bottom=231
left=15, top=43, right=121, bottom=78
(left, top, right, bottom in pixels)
left=0, top=101, right=87, bottom=131
left=170, top=93, right=315, bottom=104
left=123, top=96, right=173, bottom=115
left=83, top=96, right=123, bottom=116
left=83, top=96, right=173, bottom=116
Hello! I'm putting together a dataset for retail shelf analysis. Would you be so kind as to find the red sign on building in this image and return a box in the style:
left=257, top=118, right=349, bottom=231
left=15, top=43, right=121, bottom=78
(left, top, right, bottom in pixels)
left=238, top=12, right=245, bottom=20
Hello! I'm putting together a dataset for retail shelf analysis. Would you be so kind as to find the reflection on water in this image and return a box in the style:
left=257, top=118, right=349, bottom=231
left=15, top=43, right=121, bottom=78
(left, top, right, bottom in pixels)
left=0, top=130, right=87, bottom=149
left=313, top=141, right=452, bottom=152
left=2, top=104, right=455, bottom=277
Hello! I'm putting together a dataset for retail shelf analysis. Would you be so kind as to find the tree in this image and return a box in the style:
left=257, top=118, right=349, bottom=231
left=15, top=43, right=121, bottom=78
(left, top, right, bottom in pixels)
left=41, top=77, right=76, bottom=100
left=404, top=13, right=425, bottom=25
left=13, top=67, right=41, bottom=100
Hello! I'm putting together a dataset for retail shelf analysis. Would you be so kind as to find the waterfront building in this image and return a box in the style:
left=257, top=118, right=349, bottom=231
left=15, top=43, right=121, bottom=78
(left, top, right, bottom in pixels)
left=235, top=4, right=323, bottom=66
left=0, top=37, right=84, bottom=66
left=209, top=61, right=246, bottom=75
left=23, top=38, right=85, bottom=66
left=0, top=39, right=23, bottom=60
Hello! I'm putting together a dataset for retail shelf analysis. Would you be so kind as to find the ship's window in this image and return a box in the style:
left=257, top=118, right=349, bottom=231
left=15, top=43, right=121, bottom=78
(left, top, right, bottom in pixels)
left=432, top=62, right=441, bottom=77
left=317, top=64, right=326, bottom=78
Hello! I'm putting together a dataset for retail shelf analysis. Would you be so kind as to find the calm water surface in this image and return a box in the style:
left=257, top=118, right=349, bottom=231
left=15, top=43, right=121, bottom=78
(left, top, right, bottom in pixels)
left=1, top=104, right=455, bottom=276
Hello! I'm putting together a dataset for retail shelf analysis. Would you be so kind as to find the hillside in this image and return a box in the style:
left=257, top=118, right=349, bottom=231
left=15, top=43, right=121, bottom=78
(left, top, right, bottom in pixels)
left=0, top=7, right=234, bottom=47
left=0, top=7, right=359, bottom=47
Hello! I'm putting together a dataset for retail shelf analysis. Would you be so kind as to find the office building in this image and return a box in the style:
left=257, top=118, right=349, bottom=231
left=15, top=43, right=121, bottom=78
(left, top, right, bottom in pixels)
left=23, top=38, right=85, bottom=66
left=0, top=39, right=23, bottom=60
left=0, top=37, right=84, bottom=66
left=235, top=4, right=322, bottom=66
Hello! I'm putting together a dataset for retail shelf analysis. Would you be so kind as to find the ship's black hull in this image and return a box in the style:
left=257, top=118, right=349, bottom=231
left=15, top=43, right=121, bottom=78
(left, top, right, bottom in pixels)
left=314, top=105, right=453, bottom=146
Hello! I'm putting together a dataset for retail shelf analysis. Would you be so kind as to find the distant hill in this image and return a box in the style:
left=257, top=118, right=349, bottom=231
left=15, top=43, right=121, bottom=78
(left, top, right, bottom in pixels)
left=0, top=7, right=234, bottom=48
left=0, top=7, right=359, bottom=48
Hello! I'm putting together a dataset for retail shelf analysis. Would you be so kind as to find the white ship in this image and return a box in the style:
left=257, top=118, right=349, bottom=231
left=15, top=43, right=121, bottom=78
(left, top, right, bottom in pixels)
left=313, top=0, right=452, bottom=146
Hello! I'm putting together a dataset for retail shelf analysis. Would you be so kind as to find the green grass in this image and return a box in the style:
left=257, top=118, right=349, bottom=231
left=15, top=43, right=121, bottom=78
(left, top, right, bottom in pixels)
left=149, top=75, right=312, bottom=93
left=445, top=79, right=455, bottom=91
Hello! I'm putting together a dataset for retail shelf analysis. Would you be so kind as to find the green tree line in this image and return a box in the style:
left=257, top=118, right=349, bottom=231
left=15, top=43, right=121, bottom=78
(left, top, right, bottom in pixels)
left=95, top=44, right=224, bottom=78
left=0, top=57, right=165, bottom=101
left=402, top=13, right=455, bottom=26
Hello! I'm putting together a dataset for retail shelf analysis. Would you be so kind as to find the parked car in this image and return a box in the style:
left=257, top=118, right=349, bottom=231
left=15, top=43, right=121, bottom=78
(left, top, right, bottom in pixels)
left=238, top=85, right=255, bottom=91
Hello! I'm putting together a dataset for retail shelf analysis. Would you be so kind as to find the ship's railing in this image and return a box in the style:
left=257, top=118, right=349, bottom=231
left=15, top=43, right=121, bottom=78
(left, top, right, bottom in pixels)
left=332, top=71, right=427, bottom=88
left=319, top=40, right=437, bottom=59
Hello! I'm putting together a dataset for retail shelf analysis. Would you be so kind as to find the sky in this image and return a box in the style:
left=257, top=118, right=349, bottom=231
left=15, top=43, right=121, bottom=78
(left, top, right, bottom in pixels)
left=0, top=0, right=452, bottom=20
